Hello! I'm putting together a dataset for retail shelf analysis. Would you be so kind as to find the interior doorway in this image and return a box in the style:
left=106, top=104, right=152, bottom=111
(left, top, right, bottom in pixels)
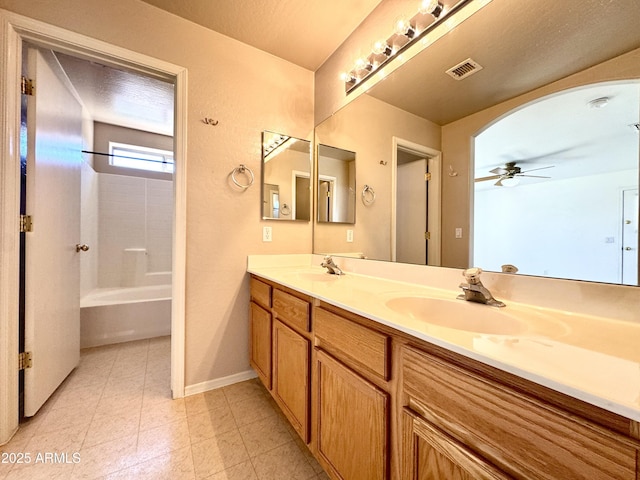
left=1, top=11, right=187, bottom=445
left=391, top=138, right=442, bottom=265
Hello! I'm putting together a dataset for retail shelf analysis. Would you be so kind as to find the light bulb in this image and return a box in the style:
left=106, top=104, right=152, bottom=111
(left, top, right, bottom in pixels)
left=372, top=40, right=393, bottom=57
left=340, top=72, right=356, bottom=83
left=354, top=57, right=372, bottom=72
left=394, top=17, right=415, bottom=38
left=419, top=0, right=444, bottom=17
left=501, top=176, right=520, bottom=187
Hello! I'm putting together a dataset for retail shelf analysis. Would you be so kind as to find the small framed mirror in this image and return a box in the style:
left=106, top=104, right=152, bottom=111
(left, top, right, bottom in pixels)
left=317, top=144, right=356, bottom=224
left=261, top=131, right=311, bottom=221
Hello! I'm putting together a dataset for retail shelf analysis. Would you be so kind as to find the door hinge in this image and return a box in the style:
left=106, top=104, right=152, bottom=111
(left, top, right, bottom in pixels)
left=21, top=76, right=35, bottom=96
left=424, top=231, right=431, bottom=240
left=19, top=351, right=33, bottom=370
left=20, top=215, right=33, bottom=233
left=424, top=172, right=432, bottom=181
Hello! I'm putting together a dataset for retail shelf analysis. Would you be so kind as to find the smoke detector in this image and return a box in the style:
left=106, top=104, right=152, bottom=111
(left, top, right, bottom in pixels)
left=445, top=58, right=483, bottom=80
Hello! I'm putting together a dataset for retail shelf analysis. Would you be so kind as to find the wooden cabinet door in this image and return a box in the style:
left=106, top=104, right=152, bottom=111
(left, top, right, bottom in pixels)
left=316, top=349, right=389, bottom=480
left=273, top=319, right=310, bottom=442
left=402, top=409, right=512, bottom=480
left=250, top=301, right=272, bottom=389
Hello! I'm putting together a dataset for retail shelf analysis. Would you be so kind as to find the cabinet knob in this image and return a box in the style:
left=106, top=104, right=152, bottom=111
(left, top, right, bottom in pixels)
left=75, top=244, right=90, bottom=252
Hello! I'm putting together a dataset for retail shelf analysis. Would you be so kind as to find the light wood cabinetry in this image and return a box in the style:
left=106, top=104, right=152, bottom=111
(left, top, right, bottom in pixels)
left=249, top=278, right=272, bottom=389
left=401, top=345, right=639, bottom=480
left=316, top=348, right=389, bottom=480
left=402, top=409, right=510, bottom=480
left=248, top=275, right=640, bottom=480
left=273, top=319, right=310, bottom=441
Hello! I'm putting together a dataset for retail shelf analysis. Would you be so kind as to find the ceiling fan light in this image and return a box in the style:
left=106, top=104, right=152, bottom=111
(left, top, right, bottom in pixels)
left=501, top=176, right=520, bottom=187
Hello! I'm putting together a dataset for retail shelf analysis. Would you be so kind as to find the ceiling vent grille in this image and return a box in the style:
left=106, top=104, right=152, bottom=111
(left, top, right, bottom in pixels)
left=446, top=58, right=483, bottom=80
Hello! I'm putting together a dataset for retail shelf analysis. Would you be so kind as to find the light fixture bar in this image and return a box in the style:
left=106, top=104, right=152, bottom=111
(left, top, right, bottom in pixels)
left=342, top=0, right=472, bottom=94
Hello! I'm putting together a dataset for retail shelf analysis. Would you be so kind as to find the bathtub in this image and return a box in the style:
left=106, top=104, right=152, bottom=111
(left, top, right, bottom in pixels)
left=80, top=285, right=171, bottom=348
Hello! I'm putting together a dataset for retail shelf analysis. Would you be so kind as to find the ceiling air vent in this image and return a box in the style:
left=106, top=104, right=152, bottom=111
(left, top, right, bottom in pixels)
left=446, top=58, right=483, bottom=80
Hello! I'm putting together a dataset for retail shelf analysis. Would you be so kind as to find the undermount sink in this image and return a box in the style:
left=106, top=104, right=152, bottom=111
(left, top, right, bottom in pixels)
left=385, top=296, right=526, bottom=335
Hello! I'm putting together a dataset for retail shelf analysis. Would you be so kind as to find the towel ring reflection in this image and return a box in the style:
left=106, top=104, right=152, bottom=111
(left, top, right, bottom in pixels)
left=281, top=204, right=291, bottom=216
left=231, top=164, right=254, bottom=189
left=361, top=185, right=376, bottom=205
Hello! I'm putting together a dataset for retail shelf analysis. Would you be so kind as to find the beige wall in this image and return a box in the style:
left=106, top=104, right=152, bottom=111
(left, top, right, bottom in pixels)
left=0, top=0, right=314, bottom=388
left=441, top=47, right=640, bottom=267
left=315, top=94, right=441, bottom=260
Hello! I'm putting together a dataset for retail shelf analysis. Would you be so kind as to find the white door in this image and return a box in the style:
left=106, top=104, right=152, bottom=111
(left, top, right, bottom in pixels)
left=622, top=188, right=638, bottom=285
left=396, top=159, right=428, bottom=264
left=24, top=48, right=83, bottom=416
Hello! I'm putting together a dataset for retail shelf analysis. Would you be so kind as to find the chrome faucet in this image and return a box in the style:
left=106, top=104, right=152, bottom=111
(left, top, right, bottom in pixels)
left=321, top=255, right=344, bottom=275
left=457, top=267, right=505, bottom=307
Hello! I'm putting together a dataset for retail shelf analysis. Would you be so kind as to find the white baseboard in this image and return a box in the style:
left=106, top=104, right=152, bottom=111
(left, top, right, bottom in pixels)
left=183, top=369, right=258, bottom=397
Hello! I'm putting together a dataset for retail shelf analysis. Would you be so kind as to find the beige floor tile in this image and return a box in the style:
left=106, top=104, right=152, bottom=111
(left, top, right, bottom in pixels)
left=250, top=441, right=317, bottom=480
left=102, top=372, right=146, bottom=399
left=191, top=429, right=250, bottom=479
left=185, top=389, right=229, bottom=417
left=82, top=408, right=141, bottom=448
left=105, top=445, right=194, bottom=480
left=142, top=379, right=173, bottom=405
left=187, top=404, right=238, bottom=444
left=26, top=422, right=87, bottom=455
left=136, top=418, right=191, bottom=463
left=5, top=459, right=75, bottom=480
left=35, top=404, right=95, bottom=436
left=71, top=433, right=139, bottom=479
left=222, top=379, right=266, bottom=404
left=94, top=391, right=143, bottom=417
left=238, top=414, right=294, bottom=458
left=49, top=383, right=104, bottom=412
left=204, top=460, right=258, bottom=480
left=227, top=394, right=278, bottom=428
left=139, top=397, right=187, bottom=431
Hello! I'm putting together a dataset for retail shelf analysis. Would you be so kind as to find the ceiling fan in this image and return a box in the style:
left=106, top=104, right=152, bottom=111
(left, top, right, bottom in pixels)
left=475, top=161, right=554, bottom=187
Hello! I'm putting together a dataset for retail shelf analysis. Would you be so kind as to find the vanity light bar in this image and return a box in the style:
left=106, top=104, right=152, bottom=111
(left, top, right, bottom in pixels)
left=342, top=0, right=471, bottom=93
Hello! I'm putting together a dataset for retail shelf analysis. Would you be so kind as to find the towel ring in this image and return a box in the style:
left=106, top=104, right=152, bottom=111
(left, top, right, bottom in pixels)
left=231, top=164, right=254, bottom=189
left=281, top=204, right=291, bottom=216
left=361, top=185, right=376, bottom=205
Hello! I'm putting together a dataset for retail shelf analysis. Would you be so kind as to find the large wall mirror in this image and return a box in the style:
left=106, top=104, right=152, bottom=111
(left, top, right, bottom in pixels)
left=313, top=0, right=640, bottom=285
left=262, top=131, right=311, bottom=221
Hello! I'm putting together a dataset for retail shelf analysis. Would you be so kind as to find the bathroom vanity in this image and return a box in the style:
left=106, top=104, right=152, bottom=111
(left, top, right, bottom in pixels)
left=247, top=255, right=640, bottom=480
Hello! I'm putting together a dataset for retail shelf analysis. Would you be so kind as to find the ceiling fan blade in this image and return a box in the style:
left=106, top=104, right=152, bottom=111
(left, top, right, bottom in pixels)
left=475, top=175, right=502, bottom=182
left=517, top=174, right=551, bottom=179
left=494, top=178, right=504, bottom=187
left=489, top=167, right=508, bottom=175
left=521, top=165, right=555, bottom=174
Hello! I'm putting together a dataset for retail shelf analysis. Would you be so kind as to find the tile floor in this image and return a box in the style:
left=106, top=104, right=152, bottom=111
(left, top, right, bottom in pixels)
left=0, top=337, right=329, bottom=480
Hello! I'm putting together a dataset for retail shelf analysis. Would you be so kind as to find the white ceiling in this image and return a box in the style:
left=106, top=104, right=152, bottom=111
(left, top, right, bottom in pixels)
left=474, top=82, right=640, bottom=189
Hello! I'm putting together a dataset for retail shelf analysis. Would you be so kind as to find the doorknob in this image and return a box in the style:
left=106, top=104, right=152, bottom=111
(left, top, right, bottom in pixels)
left=75, top=244, right=89, bottom=252
left=624, top=247, right=633, bottom=251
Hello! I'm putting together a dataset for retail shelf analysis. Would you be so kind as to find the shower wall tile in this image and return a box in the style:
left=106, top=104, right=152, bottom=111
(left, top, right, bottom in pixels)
left=97, top=173, right=173, bottom=288
left=80, top=161, right=99, bottom=297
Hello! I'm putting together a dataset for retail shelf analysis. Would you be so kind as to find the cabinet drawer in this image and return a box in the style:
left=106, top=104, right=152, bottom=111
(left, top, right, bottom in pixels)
left=273, top=289, right=310, bottom=332
left=250, top=277, right=271, bottom=309
left=315, top=307, right=390, bottom=381
left=402, top=346, right=638, bottom=480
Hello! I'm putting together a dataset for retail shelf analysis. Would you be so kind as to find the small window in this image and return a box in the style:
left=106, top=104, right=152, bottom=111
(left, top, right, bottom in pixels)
left=109, top=142, right=174, bottom=174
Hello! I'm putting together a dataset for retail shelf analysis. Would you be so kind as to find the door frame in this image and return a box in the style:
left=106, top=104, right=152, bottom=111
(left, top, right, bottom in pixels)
left=0, top=10, right=188, bottom=444
left=391, top=137, right=442, bottom=265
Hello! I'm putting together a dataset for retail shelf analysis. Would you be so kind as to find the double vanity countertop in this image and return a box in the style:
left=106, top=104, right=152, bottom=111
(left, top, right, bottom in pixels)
left=247, top=254, right=640, bottom=423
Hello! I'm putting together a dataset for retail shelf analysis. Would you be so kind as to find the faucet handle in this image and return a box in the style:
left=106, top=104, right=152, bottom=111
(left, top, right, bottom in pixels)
left=462, top=267, right=483, bottom=284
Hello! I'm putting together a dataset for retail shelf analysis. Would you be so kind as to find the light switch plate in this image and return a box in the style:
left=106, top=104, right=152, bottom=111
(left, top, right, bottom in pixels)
left=263, top=226, right=272, bottom=242
left=346, top=229, right=354, bottom=242
left=455, top=227, right=463, bottom=239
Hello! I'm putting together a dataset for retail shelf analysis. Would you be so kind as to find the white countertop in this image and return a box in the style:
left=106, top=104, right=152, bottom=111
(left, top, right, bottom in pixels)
left=247, top=255, right=640, bottom=422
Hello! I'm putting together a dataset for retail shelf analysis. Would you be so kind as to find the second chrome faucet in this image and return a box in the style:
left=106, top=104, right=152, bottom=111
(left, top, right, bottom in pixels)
left=457, top=267, right=505, bottom=307
left=321, top=255, right=344, bottom=275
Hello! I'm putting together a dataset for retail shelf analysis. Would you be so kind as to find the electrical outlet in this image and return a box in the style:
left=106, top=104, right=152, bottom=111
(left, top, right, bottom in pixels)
left=346, top=229, right=354, bottom=243
left=263, top=226, right=272, bottom=242
left=455, top=227, right=463, bottom=239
